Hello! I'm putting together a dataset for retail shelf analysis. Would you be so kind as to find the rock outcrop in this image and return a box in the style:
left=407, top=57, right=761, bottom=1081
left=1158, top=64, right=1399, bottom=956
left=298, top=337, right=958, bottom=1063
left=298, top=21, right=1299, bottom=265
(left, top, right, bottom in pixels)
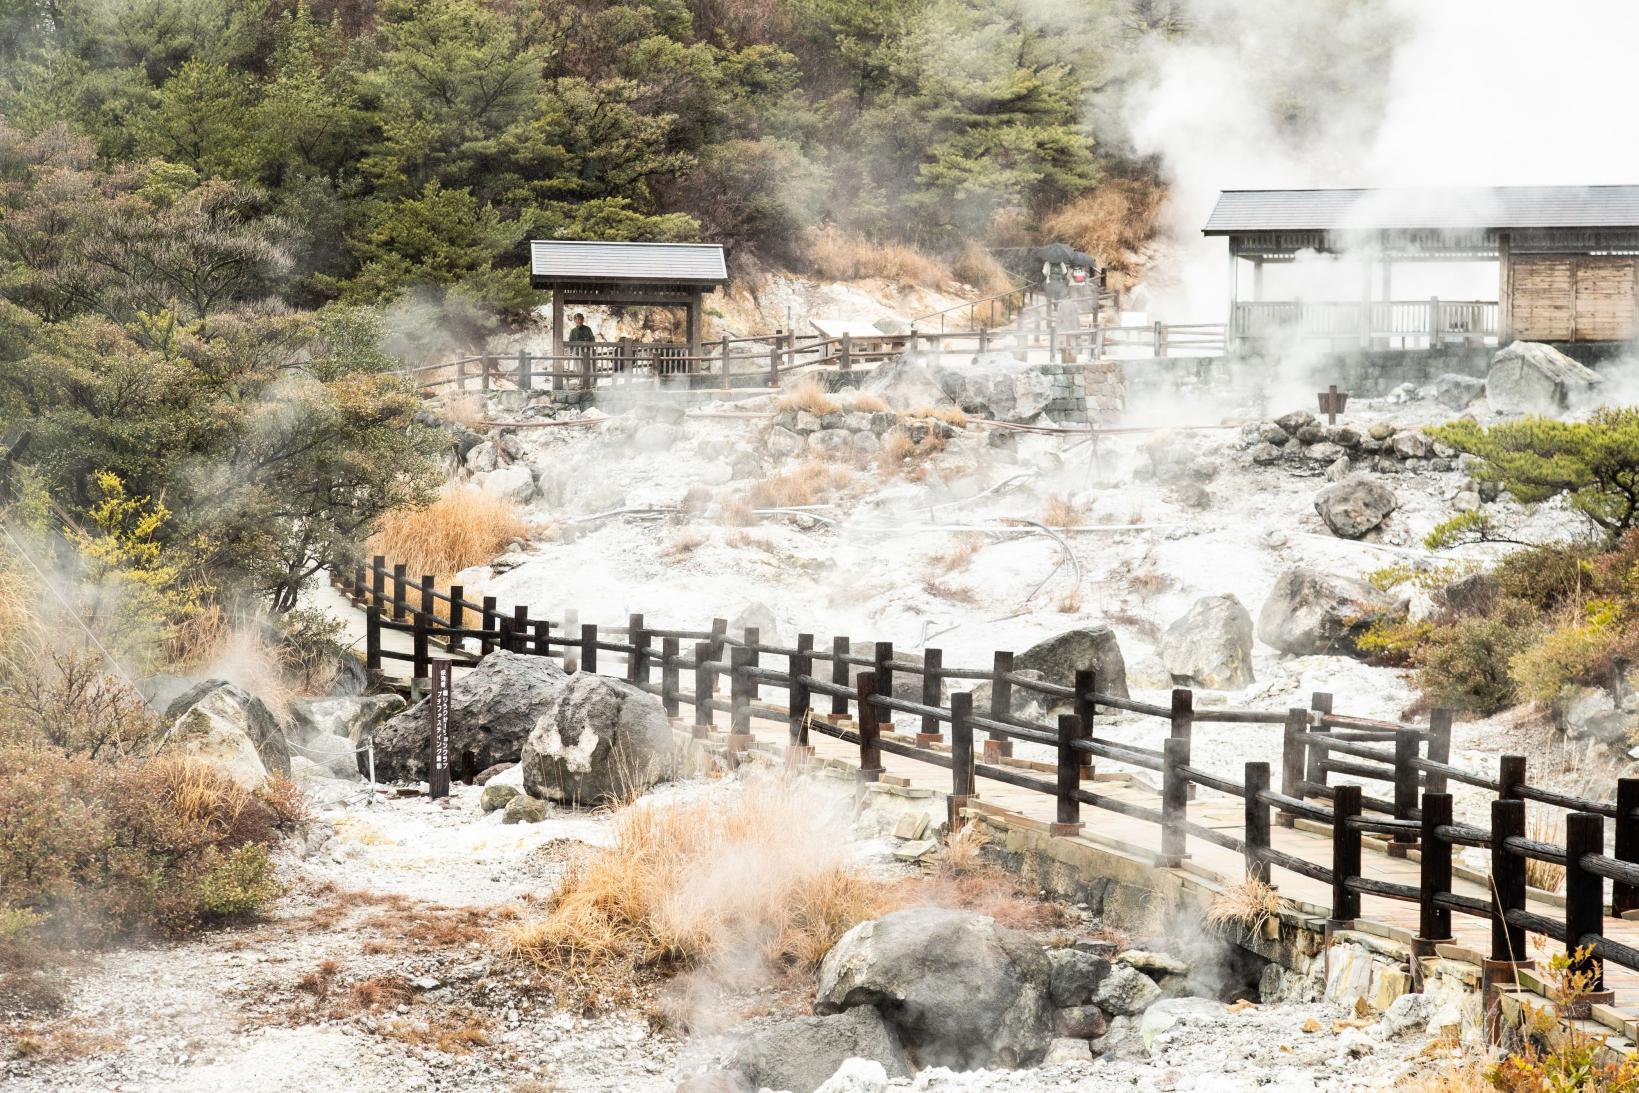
left=1158, top=594, right=1255, bottom=689
left=519, top=672, right=675, bottom=805
left=815, top=908, right=1053, bottom=1070
left=165, top=681, right=291, bottom=784
left=1014, top=626, right=1129, bottom=698
left=374, top=651, right=569, bottom=781
left=1314, top=476, right=1399, bottom=539
left=1257, top=567, right=1407, bottom=658
left=727, top=1007, right=913, bottom=1093
left=1486, top=341, right=1603, bottom=415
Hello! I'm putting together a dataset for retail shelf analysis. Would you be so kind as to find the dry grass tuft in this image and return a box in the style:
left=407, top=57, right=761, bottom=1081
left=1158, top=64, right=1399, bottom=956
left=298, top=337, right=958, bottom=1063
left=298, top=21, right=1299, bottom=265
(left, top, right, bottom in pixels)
left=1042, top=493, right=1084, bottom=528
left=950, top=242, right=1015, bottom=297
left=369, top=486, right=527, bottom=582
left=803, top=226, right=950, bottom=289
left=907, top=405, right=967, bottom=428
left=846, top=393, right=890, bottom=414
left=723, top=531, right=775, bottom=552
left=923, top=578, right=978, bottom=605
left=442, top=392, right=487, bottom=429
left=928, top=535, right=983, bottom=575
left=661, top=529, right=710, bottom=560
left=1526, top=813, right=1567, bottom=893
left=1204, top=878, right=1281, bottom=937
left=1403, top=1054, right=1499, bottom=1093
left=747, top=462, right=857, bottom=509
left=718, top=498, right=755, bottom=527
left=6, top=1022, right=124, bottom=1062
left=379, top=1012, right=492, bottom=1054
left=295, top=958, right=342, bottom=1001
left=1054, top=587, right=1083, bottom=614
left=935, top=822, right=991, bottom=876
left=775, top=375, right=841, bottom=417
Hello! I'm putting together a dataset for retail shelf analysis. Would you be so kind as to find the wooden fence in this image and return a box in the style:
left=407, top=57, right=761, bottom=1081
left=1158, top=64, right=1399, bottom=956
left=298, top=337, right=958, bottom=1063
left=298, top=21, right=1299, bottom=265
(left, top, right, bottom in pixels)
left=344, top=557, right=1639, bottom=1003
left=1232, top=298, right=1500, bottom=351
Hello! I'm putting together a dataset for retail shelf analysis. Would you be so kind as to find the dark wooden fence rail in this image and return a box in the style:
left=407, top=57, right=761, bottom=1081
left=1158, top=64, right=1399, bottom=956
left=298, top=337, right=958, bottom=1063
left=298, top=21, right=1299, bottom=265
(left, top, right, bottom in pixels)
left=341, top=558, right=1639, bottom=1004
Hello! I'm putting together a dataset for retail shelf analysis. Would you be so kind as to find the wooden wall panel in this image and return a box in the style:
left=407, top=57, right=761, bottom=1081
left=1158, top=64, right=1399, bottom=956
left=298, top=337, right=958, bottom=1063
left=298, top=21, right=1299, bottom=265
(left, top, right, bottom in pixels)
left=1510, top=256, right=1573, bottom=341
left=1572, top=256, right=1638, bottom=342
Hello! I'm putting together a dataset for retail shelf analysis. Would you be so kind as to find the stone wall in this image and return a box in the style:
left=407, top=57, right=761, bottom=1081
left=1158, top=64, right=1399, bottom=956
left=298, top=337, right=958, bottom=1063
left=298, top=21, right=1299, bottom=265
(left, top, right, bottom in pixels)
left=1040, top=360, right=1125, bottom=426
left=1124, top=347, right=1494, bottom=406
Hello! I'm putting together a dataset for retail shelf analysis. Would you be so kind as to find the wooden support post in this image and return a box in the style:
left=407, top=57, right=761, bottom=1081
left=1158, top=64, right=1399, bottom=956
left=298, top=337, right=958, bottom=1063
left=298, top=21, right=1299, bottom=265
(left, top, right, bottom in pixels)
left=1306, top=692, right=1332, bottom=793
left=481, top=353, right=492, bottom=393
left=1491, top=793, right=1527, bottom=962
left=1161, top=736, right=1189, bottom=866
left=366, top=605, right=382, bottom=670
left=628, top=613, right=647, bottom=684
left=1391, top=729, right=1419, bottom=857
left=448, top=585, right=464, bottom=652
left=1418, top=792, right=1455, bottom=956
left=729, top=644, right=753, bottom=751
left=533, top=620, right=549, bottom=657
left=581, top=623, right=598, bottom=675
left=481, top=596, right=497, bottom=655
left=831, top=635, right=850, bottom=717
left=855, top=671, right=883, bottom=781
left=371, top=554, right=386, bottom=610
left=351, top=563, right=365, bottom=603
left=1425, top=709, right=1453, bottom=796
left=513, top=605, right=530, bottom=654
left=719, top=336, right=731, bottom=391
left=917, top=647, right=943, bottom=744
left=789, top=634, right=813, bottom=759
left=662, top=636, right=680, bottom=718
left=1052, top=714, right=1082, bottom=837
left=1428, top=296, right=1441, bottom=348
left=1244, top=762, right=1271, bottom=885
left=873, top=641, right=894, bottom=733
left=950, top=691, right=976, bottom=828
left=391, top=563, right=408, bottom=620
left=693, top=641, right=713, bottom=736
left=1171, top=688, right=1194, bottom=801
left=840, top=332, right=853, bottom=372
left=1073, top=669, right=1095, bottom=779
left=455, top=357, right=468, bottom=392
left=1331, top=783, right=1363, bottom=926
left=985, top=651, right=1014, bottom=762
left=419, top=577, right=435, bottom=639
left=1498, top=753, right=1525, bottom=801
left=708, top=619, right=728, bottom=696
left=1615, top=778, right=1639, bottom=917
left=1565, top=811, right=1610, bottom=1006
left=412, top=609, right=430, bottom=681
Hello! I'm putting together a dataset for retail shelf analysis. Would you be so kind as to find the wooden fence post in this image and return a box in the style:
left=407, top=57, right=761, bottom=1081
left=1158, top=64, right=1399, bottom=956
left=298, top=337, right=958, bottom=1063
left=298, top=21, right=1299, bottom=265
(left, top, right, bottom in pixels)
left=1171, top=688, right=1193, bottom=800
left=481, top=353, right=493, bottom=393
left=1306, top=692, right=1332, bottom=794
left=391, top=563, right=408, bottom=620
left=986, top=651, right=1014, bottom=762
left=856, top=671, right=883, bottom=782
left=412, top=609, right=430, bottom=681
left=366, top=605, right=382, bottom=670
left=708, top=618, right=728, bottom=695
left=533, top=620, right=549, bottom=658
left=581, top=623, right=598, bottom=674
left=1391, top=729, right=1419, bottom=856
left=626, top=613, right=645, bottom=683
left=1161, top=737, right=1189, bottom=866
left=1053, top=714, right=1082, bottom=837
left=1418, top=792, right=1455, bottom=961
left=455, top=357, right=467, bottom=392
left=790, top=634, right=814, bottom=759
left=767, top=342, right=779, bottom=388
left=693, top=640, right=713, bottom=736
left=351, top=562, right=365, bottom=603
left=840, top=332, right=853, bottom=371
left=518, top=349, right=532, bottom=391
left=831, top=635, right=850, bottom=717
left=1244, top=761, right=1271, bottom=885
left=950, top=691, right=976, bottom=828
left=662, top=636, right=680, bottom=718
left=1073, top=669, right=1096, bottom=779
left=371, top=554, right=386, bottom=609
left=418, top=573, right=435, bottom=637
left=918, top=648, right=943, bottom=744
left=448, top=585, right=464, bottom=652
left=1490, top=796, right=1527, bottom=964
left=1331, top=783, right=1362, bottom=925
left=729, top=644, right=753, bottom=751
left=1615, top=778, right=1639, bottom=917
left=513, top=605, right=530, bottom=654
left=1565, top=812, right=1610, bottom=1006
left=873, top=642, right=894, bottom=733
left=481, top=596, right=497, bottom=654
left=1425, top=709, right=1453, bottom=796
left=1278, top=708, right=1306, bottom=827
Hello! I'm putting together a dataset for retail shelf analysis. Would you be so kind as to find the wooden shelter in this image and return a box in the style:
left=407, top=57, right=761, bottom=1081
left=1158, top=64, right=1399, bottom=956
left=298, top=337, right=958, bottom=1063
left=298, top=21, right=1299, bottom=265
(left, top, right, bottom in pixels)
left=1205, top=185, right=1639, bottom=348
left=529, top=240, right=728, bottom=361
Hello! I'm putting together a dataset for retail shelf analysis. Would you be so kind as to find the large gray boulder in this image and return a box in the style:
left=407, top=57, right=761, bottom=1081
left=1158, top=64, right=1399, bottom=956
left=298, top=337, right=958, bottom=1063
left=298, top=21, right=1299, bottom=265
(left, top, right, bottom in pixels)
left=1314, top=476, right=1399, bottom=539
left=727, top=1007, right=913, bottom=1093
left=815, top=908, right=1053, bottom=1069
left=288, top=695, right=405, bottom=746
left=860, top=354, right=953, bottom=410
left=1553, top=685, right=1637, bottom=751
left=929, top=354, right=1051, bottom=423
left=1485, top=341, right=1603, bottom=415
left=519, top=672, right=675, bottom=805
left=374, top=651, right=569, bottom=781
left=1257, top=567, right=1407, bottom=658
left=1434, top=372, right=1486, bottom=410
left=1014, top=626, right=1129, bottom=699
left=472, top=463, right=536, bottom=504
left=1158, top=594, right=1254, bottom=690
left=165, top=681, right=291, bottom=779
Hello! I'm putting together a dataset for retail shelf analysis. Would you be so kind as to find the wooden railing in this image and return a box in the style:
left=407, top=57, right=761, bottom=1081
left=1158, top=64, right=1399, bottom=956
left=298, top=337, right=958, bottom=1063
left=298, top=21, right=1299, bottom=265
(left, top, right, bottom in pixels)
left=340, top=557, right=1639, bottom=1010
left=1233, top=298, right=1499, bottom=350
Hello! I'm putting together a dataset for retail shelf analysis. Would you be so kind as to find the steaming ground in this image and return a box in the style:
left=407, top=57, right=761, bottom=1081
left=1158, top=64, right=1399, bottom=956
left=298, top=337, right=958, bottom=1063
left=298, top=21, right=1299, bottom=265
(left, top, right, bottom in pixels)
left=1, top=770, right=1460, bottom=1093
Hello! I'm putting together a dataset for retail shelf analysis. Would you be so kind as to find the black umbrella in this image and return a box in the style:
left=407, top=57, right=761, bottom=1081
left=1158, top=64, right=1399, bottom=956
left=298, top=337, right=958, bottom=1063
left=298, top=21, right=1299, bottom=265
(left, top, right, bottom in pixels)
left=1031, top=243, right=1095, bottom=268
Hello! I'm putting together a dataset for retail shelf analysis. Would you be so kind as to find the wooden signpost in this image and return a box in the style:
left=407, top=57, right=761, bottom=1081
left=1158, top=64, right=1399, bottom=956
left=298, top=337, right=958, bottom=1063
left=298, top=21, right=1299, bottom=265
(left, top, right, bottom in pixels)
left=429, top=658, right=451, bottom=799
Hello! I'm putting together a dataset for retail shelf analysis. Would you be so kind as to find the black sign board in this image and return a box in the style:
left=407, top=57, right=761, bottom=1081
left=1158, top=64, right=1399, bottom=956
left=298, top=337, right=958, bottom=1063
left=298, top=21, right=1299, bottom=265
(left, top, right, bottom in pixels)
left=429, top=659, right=451, bottom=799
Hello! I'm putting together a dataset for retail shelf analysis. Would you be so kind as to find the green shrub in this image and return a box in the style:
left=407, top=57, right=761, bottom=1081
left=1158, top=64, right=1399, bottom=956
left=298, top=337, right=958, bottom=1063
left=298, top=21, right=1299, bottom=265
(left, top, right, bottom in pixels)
left=1413, top=601, right=1543, bottom=716
left=1493, top=544, right=1596, bottom=612
left=1355, top=618, right=1432, bottom=666
left=1509, top=601, right=1625, bottom=704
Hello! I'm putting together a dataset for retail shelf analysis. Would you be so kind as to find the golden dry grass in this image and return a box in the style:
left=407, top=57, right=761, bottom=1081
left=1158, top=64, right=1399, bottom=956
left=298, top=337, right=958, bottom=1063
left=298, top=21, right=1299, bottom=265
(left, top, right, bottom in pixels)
left=924, top=578, right=978, bottom=605
left=950, top=242, right=1015, bottom=297
left=928, top=535, right=983, bottom=575
left=775, top=375, right=841, bottom=417
left=1042, top=493, right=1085, bottom=528
left=1526, top=813, right=1567, bottom=893
left=661, top=529, right=710, bottom=560
left=442, top=392, right=487, bottom=429
left=378, top=1012, right=492, bottom=1054
left=5, top=1022, right=124, bottom=1062
left=718, top=497, right=755, bottom=527
left=1204, top=877, right=1281, bottom=937
left=507, top=778, right=899, bottom=982
left=1054, top=587, right=1083, bottom=614
left=1042, top=176, right=1167, bottom=283
left=846, top=393, right=890, bottom=414
left=935, top=822, right=990, bottom=875
left=369, top=486, right=527, bottom=582
left=803, top=226, right=950, bottom=289
left=747, top=462, right=857, bottom=509
left=907, top=405, right=968, bottom=428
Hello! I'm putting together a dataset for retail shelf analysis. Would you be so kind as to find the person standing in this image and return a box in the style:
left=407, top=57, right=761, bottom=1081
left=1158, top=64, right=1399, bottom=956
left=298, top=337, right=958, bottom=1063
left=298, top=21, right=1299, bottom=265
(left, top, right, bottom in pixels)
left=567, top=312, right=597, bottom=381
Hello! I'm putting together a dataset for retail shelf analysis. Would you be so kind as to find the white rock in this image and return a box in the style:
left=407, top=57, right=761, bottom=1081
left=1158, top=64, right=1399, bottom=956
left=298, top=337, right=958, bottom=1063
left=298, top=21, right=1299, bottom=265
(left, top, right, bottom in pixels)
left=472, top=464, right=536, bottom=504
left=1138, top=998, right=1224, bottom=1050
left=1042, top=1037, right=1094, bottom=1065
left=814, top=1058, right=888, bottom=1093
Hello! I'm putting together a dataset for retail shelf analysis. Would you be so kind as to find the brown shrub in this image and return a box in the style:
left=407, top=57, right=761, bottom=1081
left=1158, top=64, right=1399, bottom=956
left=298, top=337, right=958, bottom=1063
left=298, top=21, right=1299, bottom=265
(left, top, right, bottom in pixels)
left=950, top=242, right=1015, bottom=297
left=1042, top=176, right=1167, bottom=281
left=2, top=647, right=160, bottom=758
left=368, top=486, right=527, bottom=582
left=803, top=226, right=950, bottom=289
left=775, top=375, right=841, bottom=417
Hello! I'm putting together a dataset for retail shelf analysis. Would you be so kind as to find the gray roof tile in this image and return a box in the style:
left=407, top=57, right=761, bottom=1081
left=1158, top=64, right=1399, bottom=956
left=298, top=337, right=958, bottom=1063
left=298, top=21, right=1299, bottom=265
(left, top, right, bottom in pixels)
left=529, top=240, right=727, bottom=283
left=1203, top=186, right=1639, bottom=233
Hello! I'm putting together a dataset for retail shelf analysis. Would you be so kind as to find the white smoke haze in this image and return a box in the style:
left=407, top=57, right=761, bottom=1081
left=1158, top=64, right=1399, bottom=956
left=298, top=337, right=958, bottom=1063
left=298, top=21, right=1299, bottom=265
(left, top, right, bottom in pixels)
left=1124, top=0, right=1639, bottom=322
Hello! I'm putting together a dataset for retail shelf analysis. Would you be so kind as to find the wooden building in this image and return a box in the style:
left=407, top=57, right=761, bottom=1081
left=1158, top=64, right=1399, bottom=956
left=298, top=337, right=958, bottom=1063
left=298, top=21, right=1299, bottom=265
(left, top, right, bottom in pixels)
left=1204, top=185, right=1639, bottom=348
left=529, top=240, right=728, bottom=361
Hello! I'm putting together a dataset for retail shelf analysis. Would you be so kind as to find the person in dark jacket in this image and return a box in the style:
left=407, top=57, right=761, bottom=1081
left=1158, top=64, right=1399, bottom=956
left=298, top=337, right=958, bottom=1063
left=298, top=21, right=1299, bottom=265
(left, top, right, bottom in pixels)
left=567, top=312, right=596, bottom=378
